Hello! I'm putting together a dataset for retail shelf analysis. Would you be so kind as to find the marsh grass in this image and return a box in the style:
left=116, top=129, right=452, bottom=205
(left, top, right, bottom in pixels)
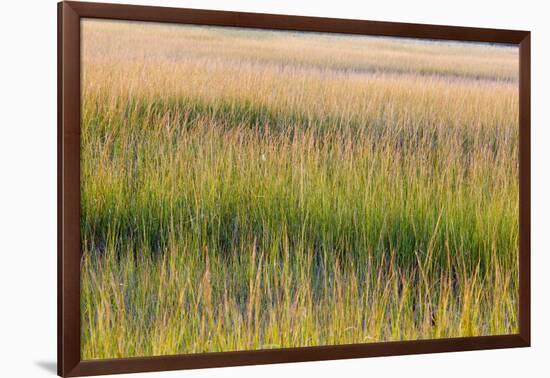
left=80, top=20, right=519, bottom=359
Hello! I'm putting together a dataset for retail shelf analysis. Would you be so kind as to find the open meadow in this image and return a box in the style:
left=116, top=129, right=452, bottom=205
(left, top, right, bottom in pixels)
left=80, top=19, right=519, bottom=359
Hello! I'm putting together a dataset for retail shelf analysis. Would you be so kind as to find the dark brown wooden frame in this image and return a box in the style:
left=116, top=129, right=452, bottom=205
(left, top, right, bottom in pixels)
left=58, top=1, right=531, bottom=376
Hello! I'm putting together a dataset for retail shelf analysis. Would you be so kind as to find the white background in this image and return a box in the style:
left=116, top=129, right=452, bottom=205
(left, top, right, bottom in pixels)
left=1, top=0, right=548, bottom=377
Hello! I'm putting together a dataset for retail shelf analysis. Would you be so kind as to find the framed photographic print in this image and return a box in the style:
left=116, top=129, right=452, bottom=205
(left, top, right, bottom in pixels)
left=58, top=1, right=531, bottom=376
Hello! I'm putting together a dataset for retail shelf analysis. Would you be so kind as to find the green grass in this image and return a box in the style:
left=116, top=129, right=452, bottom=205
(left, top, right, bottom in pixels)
left=80, top=20, right=519, bottom=359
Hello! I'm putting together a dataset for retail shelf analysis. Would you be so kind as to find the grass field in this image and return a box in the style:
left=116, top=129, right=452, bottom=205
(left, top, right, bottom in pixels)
left=80, top=19, right=519, bottom=359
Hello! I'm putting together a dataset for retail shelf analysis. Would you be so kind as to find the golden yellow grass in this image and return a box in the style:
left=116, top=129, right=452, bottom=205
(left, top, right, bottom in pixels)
left=80, top=19, right=519, bottom=359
